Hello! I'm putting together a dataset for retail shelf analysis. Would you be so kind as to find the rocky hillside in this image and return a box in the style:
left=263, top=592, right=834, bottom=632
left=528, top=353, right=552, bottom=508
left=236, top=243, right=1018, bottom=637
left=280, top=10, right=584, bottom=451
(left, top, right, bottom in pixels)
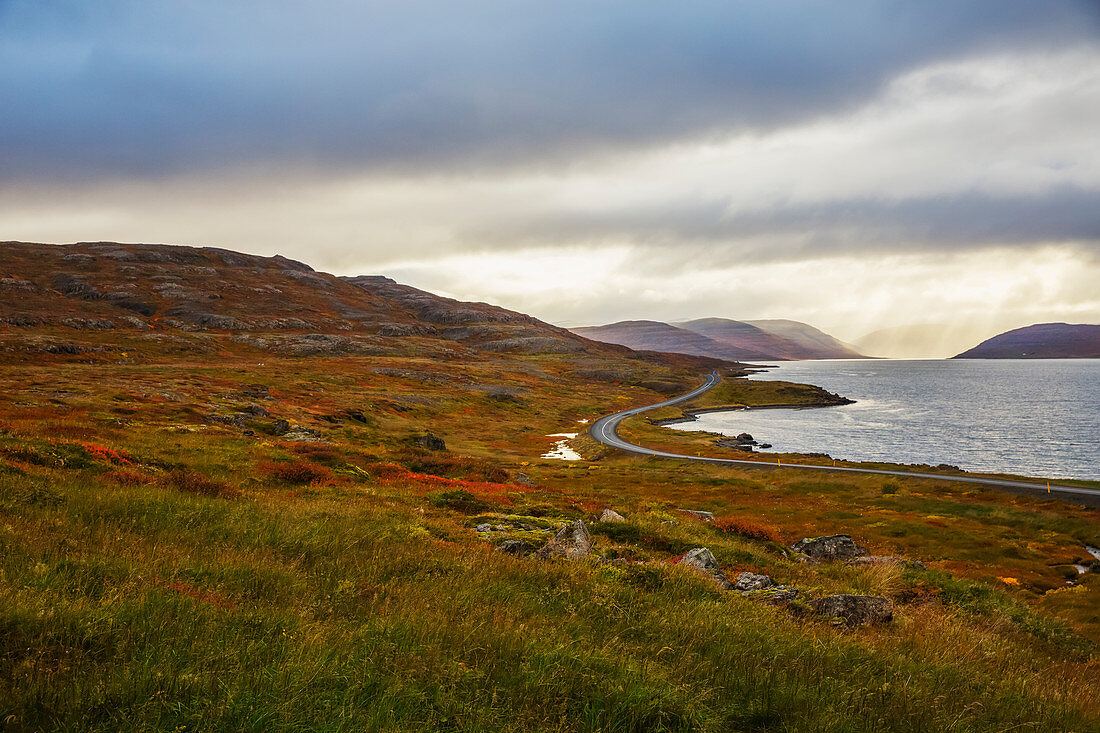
left=573, top=318, right=864, bottom=361
left=0, top=241, right=732, bottom=369
left=953, top=323, right=1100, bottom=359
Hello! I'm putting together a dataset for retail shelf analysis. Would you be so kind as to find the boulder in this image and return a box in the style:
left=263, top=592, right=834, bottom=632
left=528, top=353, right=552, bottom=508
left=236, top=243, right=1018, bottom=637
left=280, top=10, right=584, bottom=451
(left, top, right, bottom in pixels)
left=514, top=472, right=534, bottom=486
left=535, top=520, right=592, bottom=560
left=790, top=535, right=869, bottom=562
left=269, top=418, right=291, bottom=436
left=677, top=547, right=733, bottom=590
left=811, top=594, right=893, bottom=626
left=733, top=571, right=774, bottom=591
left=599, top=508, right=627, bottom=523
left=415, top=432, right=447, bottom=451
left=497, top=539, right=533, bottom=555
left=475, top=523, right=492, bottom=533
left=678, top=509, right=715, bottom=522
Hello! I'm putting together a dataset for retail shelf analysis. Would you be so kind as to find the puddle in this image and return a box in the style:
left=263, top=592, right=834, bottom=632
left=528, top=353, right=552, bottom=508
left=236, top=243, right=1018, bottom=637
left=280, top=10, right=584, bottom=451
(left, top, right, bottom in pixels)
left=543, top=432, right=582, bottom=460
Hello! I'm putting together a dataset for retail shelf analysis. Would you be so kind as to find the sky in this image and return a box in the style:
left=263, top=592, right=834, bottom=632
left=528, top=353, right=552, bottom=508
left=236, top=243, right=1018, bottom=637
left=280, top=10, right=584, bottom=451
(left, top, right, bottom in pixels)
left=2, top=0, right=1099, bottom=348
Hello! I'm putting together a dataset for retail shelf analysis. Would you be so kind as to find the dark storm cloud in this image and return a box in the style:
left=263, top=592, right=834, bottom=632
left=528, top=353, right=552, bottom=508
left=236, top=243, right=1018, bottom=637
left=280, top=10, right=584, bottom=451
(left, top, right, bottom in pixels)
left=477, top=187, right=1100, bottom=259
left=1, top=0, right=1097, bottom=182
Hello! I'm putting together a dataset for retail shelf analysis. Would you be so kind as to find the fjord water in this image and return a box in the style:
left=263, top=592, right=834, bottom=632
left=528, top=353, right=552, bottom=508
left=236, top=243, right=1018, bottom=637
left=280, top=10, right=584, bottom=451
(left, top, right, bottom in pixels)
left=678, top=359, right=1100, bottom=481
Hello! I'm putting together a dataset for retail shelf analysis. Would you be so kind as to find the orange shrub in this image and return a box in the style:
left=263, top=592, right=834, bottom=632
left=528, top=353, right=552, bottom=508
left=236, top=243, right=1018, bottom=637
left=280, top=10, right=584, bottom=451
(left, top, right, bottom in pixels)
left=712, top=516, right=784, bottom=544
left=166, top=469, right=240, bottom=499
left=104, top=468, right=155, bottom=486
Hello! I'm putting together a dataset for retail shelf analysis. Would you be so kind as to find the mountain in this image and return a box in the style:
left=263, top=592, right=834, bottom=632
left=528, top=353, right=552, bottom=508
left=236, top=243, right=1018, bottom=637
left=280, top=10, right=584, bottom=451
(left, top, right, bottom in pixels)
left=743, top=319, right=864, bottom=359
left=573, top=318, right=864, bottom=361
left=0, top=241, right=736, bottom=370
left=686, top=318, right=865, bottom=360
left=854, top=323, right=1001, bottom=359
left=570, top=320, right=775, bottom=362
left=953, top=323, right=1100, bottom=359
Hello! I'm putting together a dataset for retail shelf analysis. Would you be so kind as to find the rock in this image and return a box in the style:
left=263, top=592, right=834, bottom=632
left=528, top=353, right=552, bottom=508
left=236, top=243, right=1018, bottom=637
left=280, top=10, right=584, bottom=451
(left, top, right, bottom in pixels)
left=848, top=556, right=927, bottom=570
left=242, top=404, right=270, bottom=417
left=476, top=523, right=492, bottom=533
left=735, top=433, right=754, bottom=443
left=415, top=432, right=447, bottom=451
left=497, top=539, right=533, bottom=555
left=758, top=443, right=772, bottom=449
left=790, top=535, right=869, bottom=562
left=241, top=384, right=270, bottom=399
left=678, top=509, right=715, bottom=522
left=514, top=472, right=534, bottom=486
left=269, top=418, right=290, bottom=436
left=733, top=571, right=774, bottom=591
left=282, top=427, right=323, bottom=442
left=535, top=520, right=592, bottom=560
left=495, top=524, right=505, bottom=531
left=599, top=508, right=627, bottom=523
left=714, top=438, right=753, bottom=451
left=677, top=547, right=733, bottom=590
left=811, top=594, right=893, bottom=626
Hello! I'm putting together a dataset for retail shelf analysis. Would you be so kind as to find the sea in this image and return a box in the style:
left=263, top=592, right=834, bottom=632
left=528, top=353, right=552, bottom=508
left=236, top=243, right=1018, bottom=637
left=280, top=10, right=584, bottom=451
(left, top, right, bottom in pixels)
left=673, top=359, right=1100, bottom=481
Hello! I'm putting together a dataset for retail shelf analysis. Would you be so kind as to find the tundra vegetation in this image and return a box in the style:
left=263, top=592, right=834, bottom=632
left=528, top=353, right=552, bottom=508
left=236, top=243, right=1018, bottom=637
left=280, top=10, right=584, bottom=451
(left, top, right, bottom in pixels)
left=0, top=242, right=1098, bottom=731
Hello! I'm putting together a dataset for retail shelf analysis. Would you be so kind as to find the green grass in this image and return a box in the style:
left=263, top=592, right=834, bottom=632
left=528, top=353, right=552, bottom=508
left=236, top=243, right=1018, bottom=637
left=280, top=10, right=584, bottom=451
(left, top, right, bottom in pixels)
left=0, top=356, right=1097, bottom=731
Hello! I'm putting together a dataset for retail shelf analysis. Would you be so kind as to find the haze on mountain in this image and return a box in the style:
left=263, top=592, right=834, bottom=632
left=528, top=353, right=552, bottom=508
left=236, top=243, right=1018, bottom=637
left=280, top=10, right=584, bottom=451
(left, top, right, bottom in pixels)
left=573, top=318, right=864, bottom=362
left=854, top=323, right=1007, bottom=359
left=2, top=0, right=1099, bottom=337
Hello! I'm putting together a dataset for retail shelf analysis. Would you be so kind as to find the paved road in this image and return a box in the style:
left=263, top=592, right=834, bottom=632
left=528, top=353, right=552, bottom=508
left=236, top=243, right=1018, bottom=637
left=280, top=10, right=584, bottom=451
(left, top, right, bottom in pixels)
left=589, top=370, right=1100, bottom=507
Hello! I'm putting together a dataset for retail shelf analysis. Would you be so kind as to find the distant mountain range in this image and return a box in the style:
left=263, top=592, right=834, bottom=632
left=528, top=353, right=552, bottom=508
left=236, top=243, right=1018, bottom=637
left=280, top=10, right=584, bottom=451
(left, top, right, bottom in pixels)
left=571, top=318, right=865, bottom=361
left=953, top=323, right=1100, bottom=359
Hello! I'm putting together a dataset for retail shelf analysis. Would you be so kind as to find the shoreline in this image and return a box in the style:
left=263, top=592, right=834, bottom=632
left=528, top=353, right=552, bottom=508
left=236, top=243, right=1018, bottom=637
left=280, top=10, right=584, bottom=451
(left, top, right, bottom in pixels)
left=648, top=397, right=854, bottom=427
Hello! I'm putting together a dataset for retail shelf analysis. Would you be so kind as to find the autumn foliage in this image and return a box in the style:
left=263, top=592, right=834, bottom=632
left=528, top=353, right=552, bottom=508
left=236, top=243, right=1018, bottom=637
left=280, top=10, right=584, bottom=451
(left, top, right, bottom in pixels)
left=712, top=516, right=784, bottom=544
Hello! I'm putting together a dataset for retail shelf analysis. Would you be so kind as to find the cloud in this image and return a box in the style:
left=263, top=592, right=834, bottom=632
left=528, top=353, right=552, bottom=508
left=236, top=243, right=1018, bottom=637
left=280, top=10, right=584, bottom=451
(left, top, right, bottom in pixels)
left=1, top=0, right=1098, bottom=182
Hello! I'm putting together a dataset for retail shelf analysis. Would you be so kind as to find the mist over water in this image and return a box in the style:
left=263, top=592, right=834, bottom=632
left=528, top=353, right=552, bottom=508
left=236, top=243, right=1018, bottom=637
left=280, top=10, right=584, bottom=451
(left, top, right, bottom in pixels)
left=676, top=359, right=1100, bottom=481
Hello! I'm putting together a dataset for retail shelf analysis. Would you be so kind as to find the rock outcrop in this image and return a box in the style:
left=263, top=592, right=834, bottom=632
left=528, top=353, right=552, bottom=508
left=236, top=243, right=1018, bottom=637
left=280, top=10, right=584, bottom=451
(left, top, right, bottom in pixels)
left=811, top=594, right=893, bottom=626
left=790, top=535, right=869, bottom=562
left=599, top=508, right=627, bottom=523
left=535, top=520, right=592, bottom=560
left=677, top=547, right=733, bottom=590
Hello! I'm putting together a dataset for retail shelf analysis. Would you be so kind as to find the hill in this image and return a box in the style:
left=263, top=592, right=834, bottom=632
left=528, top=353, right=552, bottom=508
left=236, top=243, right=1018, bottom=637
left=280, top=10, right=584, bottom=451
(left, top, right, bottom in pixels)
left=954, top=323, right=1100, bottom=359
left=571, top=320, right=775, bottom=362
left=743, top=319, right=865, bottom=359
left=683, top=317, right=864, bottom=360
left=573, top=318, right=864, bottom=361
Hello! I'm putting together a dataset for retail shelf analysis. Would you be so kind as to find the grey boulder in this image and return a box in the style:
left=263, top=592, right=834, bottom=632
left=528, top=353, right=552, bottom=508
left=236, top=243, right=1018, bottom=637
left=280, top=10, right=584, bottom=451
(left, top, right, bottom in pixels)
left=812, top=594, right=893, bottom=626
left=535, top=520, right=592, bottom=560
left=790, top=535, right=869, bottom=562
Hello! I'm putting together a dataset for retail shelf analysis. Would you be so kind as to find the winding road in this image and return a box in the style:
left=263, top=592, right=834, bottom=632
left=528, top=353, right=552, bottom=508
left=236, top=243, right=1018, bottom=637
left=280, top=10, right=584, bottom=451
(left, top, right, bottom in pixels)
left=589, top=370, right=1100, bottom=508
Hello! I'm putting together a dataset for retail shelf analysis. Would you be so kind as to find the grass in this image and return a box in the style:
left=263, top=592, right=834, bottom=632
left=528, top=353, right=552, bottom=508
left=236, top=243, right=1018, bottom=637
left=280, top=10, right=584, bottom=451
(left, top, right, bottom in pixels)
left=0, top=352, right=1097, bottom=731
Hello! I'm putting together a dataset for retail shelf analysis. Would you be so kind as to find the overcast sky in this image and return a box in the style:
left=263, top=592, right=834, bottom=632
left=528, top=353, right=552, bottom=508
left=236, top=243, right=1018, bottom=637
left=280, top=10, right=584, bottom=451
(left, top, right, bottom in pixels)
left=2, top=0, right=1098, bottom=342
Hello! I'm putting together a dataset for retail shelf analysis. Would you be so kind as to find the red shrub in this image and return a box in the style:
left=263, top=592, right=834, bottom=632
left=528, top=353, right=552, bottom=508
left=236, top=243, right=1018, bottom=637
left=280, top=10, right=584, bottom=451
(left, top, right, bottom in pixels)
left=261, top=460, right=335, bottom=485
left=78, top=442, right=135, bottom=466
left=712, top=516, right=784, bottom=544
